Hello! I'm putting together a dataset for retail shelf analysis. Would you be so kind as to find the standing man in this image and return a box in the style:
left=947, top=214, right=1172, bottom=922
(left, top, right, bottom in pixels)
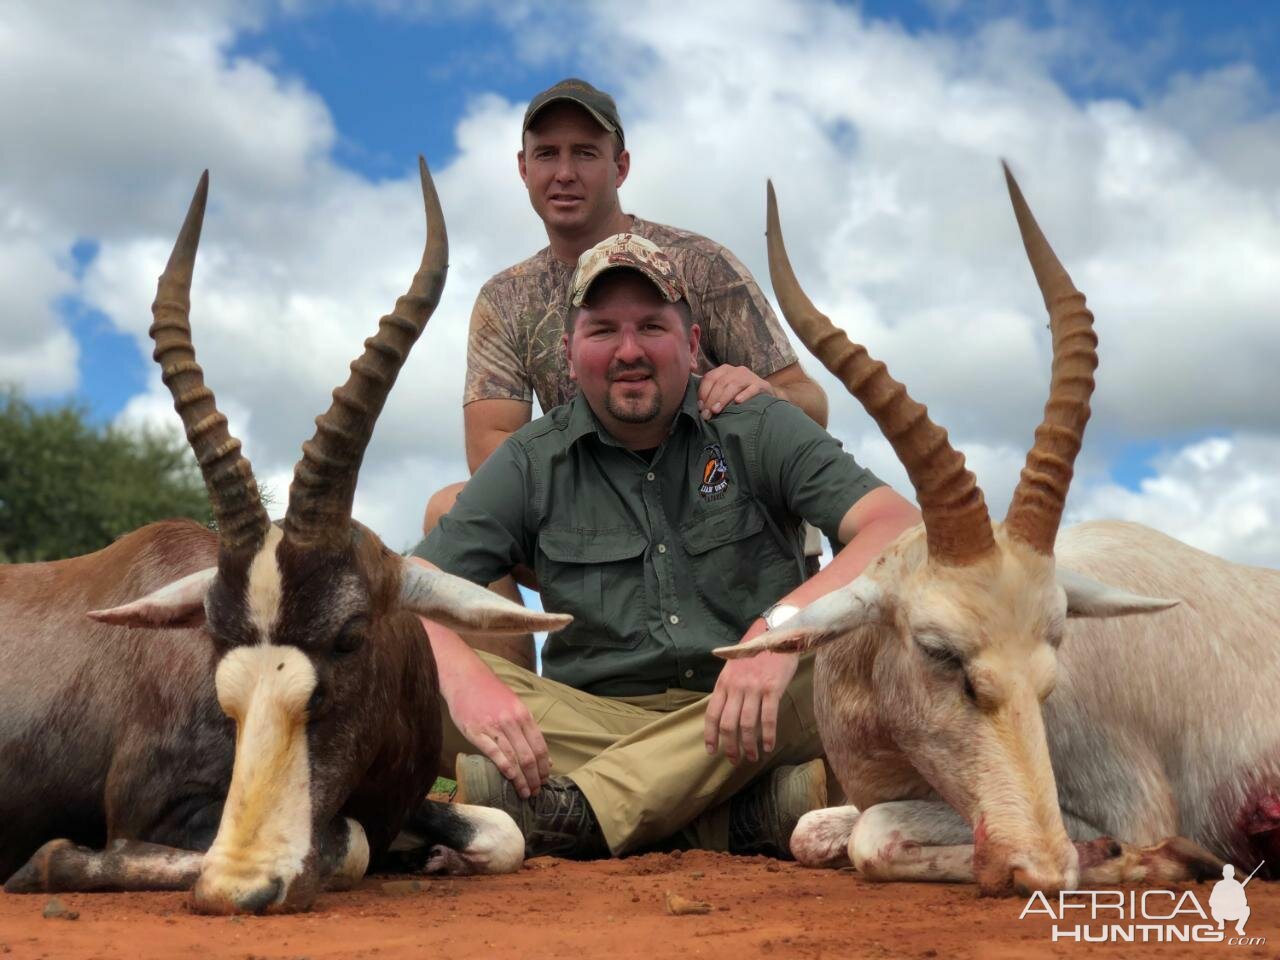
left=423, top=78, right=828, bottom=671
left=412, top=235, right=919, bottom=860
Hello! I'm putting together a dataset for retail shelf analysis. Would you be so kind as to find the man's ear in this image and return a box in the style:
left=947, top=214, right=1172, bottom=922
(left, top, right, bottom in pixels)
left=563, top=331, right=578, bottom=381
left=688, top=321, right=702, bottom=368
left=518, top=149, right=528, bottom=185
left=615, top=148, right=630, bottom=187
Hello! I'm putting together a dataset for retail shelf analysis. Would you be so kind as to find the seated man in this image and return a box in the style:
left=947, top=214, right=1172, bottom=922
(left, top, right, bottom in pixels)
left=424, top=77, right=828, bottom=671
left=411, top=234, right=919, bottom=859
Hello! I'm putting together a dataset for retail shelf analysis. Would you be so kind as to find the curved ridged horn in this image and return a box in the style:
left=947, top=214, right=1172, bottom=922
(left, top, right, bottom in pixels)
left=284, top=157, right=447, bottom=549
left=150, top=172, right=270, bottom=554
left=1001, top=161, right=1098, bottom=555
left=766, top=181, right=995, bottom=566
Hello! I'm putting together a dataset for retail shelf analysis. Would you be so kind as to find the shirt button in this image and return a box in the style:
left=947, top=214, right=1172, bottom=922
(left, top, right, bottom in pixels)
left=646, top=471, right=655, bottom=481
left=669, top=614, right=680, bottom=625
left=684, top=669, right=694, bottom=679
left=657, top=543, right=667, bottom=554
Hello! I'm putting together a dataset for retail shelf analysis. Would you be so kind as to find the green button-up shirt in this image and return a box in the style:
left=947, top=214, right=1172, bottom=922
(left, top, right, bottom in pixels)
left=417, top=379, right=883, bottom=697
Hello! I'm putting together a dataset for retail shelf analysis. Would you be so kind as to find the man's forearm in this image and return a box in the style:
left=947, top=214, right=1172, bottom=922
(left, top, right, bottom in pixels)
left=463, top=398, right=533, bottom=473
left=466, top=428, right=514, bottom=475
left=745, top=491, right=919, bottom=637
left=786, top=511, right=914, bottom=608
left=422, top=614, right=495, bottom=695
left=770, top=376, right=829, bottom=428
left=408, top=556, right=502, bottom=696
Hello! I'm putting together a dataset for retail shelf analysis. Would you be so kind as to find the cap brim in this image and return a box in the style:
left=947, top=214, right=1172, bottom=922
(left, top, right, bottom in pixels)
left=524, top=95, right=618, bottom=135
left=570, top=263, right=684, bottom=307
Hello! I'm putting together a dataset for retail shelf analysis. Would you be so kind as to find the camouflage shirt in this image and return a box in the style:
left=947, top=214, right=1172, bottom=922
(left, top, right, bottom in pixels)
left=463, top=217, right=799, bottom=411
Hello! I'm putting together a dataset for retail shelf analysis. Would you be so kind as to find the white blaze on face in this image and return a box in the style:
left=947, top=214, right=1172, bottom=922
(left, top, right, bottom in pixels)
left=194, top=526, right=318, bottom=913
left=246, top=525, right=285, bottom=640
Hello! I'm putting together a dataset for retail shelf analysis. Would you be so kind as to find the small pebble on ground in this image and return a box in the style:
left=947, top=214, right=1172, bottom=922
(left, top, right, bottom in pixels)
left=665, top=891, right=713, bottom=916
left=42, top=898, right=79, bottom=921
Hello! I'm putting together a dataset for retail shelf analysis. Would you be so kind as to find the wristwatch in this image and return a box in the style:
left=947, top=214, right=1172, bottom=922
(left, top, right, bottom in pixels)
left=760, top=602, right=801, bottom=631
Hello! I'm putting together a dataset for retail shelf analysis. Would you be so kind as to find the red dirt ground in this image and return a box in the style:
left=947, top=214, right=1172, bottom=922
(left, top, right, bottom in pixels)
left=2, top=851, right=1277, bottom=960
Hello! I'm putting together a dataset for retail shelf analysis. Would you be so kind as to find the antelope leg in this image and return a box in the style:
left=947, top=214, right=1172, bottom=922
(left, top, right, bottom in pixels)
left=382, top=800, right=522, bottom=876
left=849, top=800, right=975, bottom=882
left=4, top=838, right=202, bottom=893
left=791, top=805, right=862, bottom=867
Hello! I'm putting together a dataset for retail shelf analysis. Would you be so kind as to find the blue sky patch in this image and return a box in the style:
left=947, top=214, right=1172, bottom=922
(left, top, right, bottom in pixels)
left=230, top=6, right=577, bottom=178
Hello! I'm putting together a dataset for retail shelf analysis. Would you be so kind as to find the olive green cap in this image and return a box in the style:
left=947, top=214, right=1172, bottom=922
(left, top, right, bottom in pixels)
left=523, top=78, right=624, bottom=147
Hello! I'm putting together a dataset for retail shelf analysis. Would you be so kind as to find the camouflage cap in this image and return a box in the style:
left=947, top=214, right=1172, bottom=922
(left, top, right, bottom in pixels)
left=569, top=233, right=687, bottom=307
left=523, top=78, right=625, bottom=147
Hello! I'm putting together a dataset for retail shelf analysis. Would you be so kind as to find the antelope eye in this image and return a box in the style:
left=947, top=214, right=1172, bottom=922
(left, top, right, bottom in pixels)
left=917, top=639, right=962, bottom=669
left=917, top=640, right=979, bottom=703
left=334, top=618, right=368, bottom=655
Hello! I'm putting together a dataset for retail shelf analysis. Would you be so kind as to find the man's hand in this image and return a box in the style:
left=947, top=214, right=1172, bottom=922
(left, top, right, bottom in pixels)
left=703, top=648, right=799, bottom=764
left=697, top=364, right=774, bottom=420
left=444, top=663, right=550, bottom=799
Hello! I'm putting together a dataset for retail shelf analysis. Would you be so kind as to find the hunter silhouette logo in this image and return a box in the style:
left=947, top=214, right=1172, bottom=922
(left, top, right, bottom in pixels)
left=698, top=443, right=730, bottom=499
left=1210, top=861, right=1262, bottom=936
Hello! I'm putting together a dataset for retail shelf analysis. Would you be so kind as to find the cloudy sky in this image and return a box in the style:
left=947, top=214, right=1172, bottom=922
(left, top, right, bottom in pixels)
left=4, top=0, right=1279, bottom=567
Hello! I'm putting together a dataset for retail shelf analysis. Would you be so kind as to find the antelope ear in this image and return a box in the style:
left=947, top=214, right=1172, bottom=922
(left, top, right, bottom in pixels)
left=87, top=567, right=216, bottom=628
left=714, top=579, right=883, bottom=660
left=400, top=560, right=572, bottom=636
left=1057, top=567, right=1180, bottom=619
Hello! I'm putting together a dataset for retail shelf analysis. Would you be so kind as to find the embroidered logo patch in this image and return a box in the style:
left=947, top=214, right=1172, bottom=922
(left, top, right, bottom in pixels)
left=698, top=443, right=730, bottom=499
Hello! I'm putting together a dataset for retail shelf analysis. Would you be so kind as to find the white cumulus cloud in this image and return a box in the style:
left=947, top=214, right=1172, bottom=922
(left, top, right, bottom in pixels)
left=2, top=0, right=1279, bottom=567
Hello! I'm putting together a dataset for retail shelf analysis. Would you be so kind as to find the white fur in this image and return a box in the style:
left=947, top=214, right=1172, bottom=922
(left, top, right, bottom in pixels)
left=786, top=520, right=1280, bottom=889
left=791, top=805, right=860, bottom=867
left=324, top=818, right=369, bottom=890
left=246, top=526, right=284, bottom=642
left=194, top=643, right=316, bottom=912
left=423, top=805, right=524, bottom=876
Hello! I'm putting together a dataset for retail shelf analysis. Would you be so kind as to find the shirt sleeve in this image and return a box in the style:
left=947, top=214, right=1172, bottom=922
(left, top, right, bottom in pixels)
left=411, top=438, right=533, bottom=584
left=687, top=243, right=798, bottom=377
left=753, top=400, right=884, bottom=546
left=463, top=285, right=533, bottom=405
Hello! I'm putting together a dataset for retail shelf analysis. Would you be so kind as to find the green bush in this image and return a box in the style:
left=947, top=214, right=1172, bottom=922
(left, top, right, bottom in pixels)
left=0, top=389, right=213, bottom=562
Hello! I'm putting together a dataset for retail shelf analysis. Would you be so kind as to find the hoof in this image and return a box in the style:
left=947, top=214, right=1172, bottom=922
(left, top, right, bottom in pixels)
left=1078, top=834, right=1225, bottom=885
left=1149, top=836, right=1224, bottom=883
left=4, top=839, right=78, bottom=893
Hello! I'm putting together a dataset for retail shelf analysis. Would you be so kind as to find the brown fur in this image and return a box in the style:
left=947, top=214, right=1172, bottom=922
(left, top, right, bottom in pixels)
left=0, top=519, right=441, bottom=912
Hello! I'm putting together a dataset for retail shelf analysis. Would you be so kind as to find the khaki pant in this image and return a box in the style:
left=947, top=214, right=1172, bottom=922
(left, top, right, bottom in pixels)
left=441, top=652, right=822, bottom=855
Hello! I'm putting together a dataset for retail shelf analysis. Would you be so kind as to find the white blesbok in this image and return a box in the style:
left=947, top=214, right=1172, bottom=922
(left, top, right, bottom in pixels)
left=717, top=164, right=1280, bottom=896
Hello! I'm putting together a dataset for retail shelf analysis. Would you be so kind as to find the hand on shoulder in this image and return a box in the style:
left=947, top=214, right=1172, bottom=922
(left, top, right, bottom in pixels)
left=697, top=364, right=775, bottom=420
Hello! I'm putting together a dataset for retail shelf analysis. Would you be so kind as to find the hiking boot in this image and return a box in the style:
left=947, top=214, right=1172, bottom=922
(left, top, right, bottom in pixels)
left=454, top=754, right=610, bottom=861
left=728, top=758, right=828, bottom=859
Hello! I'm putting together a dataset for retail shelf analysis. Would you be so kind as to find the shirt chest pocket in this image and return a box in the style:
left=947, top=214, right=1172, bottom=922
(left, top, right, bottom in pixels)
left=537, top=526, right=649, bottom=649
left=679, top=499, right=801, bottom=624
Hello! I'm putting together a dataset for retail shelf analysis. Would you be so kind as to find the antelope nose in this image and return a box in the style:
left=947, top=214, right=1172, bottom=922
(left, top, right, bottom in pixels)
left=235, top=876, right=283, bottom=914
left=1012, top=865, right=1066, bottom=897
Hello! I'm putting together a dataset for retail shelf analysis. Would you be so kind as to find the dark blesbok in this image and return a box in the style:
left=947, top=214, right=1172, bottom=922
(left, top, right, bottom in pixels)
left=719, top=164, right=1280, bottom=895
left=0, top=160, right=570, bottom=914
